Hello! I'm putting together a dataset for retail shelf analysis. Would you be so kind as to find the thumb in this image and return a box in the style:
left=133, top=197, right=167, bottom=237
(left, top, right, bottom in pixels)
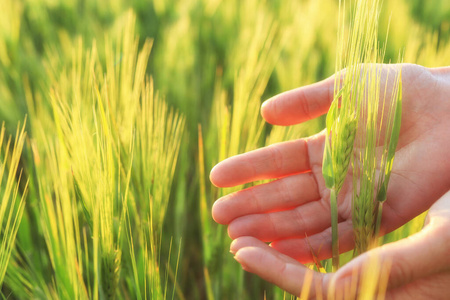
left=336, top=190, right=450, bottom=290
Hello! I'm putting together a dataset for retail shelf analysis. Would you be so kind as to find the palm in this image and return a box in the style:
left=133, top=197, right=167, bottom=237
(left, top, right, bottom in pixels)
left=211, top=63, right=450, bottom=263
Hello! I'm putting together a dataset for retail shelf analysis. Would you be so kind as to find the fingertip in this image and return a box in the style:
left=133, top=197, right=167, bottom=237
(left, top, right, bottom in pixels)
left=261, top=97, right=276, bottom=124
left=211, top=200, right=221, bottom=223
left=261, top=89, right=310, bottom=126
left=211, top=197, right=229, bottom=224
left=230, top=236, right=262, bottom=254
left=234, top=245, right=270, bottom=272
left=209, top=164, right=222, bottom=187
left=234, top=246, right=255, bottom=261
left=209, top=159, right=239, bottom=188
left=234, top=244, right=310, bottom=297
left=230, top=239, right=239, bottom=255
left=233, top=247, right=259, bottom=272
left=261, top=77, right=335, bottom=126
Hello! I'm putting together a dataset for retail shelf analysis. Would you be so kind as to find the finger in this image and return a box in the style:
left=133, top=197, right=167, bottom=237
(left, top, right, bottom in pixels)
left=385, top=271, right=450, bottom=300
left=212, top=172, right=320, bottom=224
left=327, top=191, right=450, bottom=298
left=227, top=198, right=332, bottom=241
left=210, top=132, right=325, bottom=188
left=230, top=236, right=272, bottom=254
left=270, top=219, right=355, bottom=264
left=232, top=237, right=327, bottom=298
left=335, top=210, right=450, bottom=292
left=261, top=75, right=334, bottom=125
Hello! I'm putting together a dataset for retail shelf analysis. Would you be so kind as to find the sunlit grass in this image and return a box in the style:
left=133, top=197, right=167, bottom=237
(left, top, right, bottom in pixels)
left=0, top=0, right=447, bottom=299
left=0, top=121, right=27, bottom=289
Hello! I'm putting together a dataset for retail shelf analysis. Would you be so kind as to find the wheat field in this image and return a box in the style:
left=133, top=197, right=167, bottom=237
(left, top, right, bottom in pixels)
left=0, top=0, right=448, bottom=299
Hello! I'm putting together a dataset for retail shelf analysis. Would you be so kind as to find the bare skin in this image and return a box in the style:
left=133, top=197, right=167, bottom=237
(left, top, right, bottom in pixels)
left=210, top=63, right=450, bottom=298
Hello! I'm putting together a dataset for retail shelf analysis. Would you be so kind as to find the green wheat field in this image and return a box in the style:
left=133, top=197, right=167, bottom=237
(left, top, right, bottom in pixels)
left=0, top=0, right=448, bottom=299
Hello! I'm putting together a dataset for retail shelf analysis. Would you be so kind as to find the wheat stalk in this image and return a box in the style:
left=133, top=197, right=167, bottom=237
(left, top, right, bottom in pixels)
left=323, top=0, right=403, bottom=269
left=323, top=113, right=357, bottom=271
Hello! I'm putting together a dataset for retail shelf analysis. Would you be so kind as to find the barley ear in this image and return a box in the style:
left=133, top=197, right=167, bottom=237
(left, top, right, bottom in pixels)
left=329, top=115, right=357, bottom=272
left=334, top=117, right=357, bottom=192
left=101, top=249, right=122, bottom=300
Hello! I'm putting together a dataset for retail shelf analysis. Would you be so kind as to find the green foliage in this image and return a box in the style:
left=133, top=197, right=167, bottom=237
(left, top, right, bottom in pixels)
left=0, top=0, right=447, bottom=299
left=0, top=122, right=27, bottom=288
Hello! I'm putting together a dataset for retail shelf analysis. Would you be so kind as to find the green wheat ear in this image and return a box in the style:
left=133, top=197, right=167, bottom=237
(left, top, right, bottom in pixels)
left=352, top=66, right=402, bottom=257
left=101, top=249, right=122, bottom=300
left=323, top=103, right=358, bottom=271
left=323, top=108, right=357, bottom=193
left=322, top=0, right=404, bottom=270
left=333, top=116, right=358, bottom=192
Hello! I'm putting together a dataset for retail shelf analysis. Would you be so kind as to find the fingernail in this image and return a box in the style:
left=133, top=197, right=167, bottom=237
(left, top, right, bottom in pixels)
left=229, top=238, right=239, bottom=254
left=233, top=254, right=249, bottom=271
left=230, top=243, right=237, bottom=255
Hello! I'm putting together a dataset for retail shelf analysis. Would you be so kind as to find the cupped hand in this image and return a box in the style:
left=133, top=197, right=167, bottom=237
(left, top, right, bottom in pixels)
left=210, top=63, right=450, bottom=272
left=229, top=190, right=450, bottom=299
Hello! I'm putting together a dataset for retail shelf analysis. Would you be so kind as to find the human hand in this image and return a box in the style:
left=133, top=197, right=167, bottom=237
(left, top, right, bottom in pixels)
left=228, top=189, right=450, bottom=299
left=210, top=63, right=450, bottom=296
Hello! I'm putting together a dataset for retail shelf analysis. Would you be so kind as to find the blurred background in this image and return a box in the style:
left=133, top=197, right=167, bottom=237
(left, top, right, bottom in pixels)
left=0, top=0, right=449, bottom=299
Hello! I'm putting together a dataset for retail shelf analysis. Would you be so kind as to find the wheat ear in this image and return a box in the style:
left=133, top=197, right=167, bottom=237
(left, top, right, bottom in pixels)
left=101, top=249, right=121, bottom=300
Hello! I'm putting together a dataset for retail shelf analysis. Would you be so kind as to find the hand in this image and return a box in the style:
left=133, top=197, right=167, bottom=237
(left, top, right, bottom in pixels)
left=228, top=190, right=450, bottom=299
left=210, top=63, right=450, bottom=297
